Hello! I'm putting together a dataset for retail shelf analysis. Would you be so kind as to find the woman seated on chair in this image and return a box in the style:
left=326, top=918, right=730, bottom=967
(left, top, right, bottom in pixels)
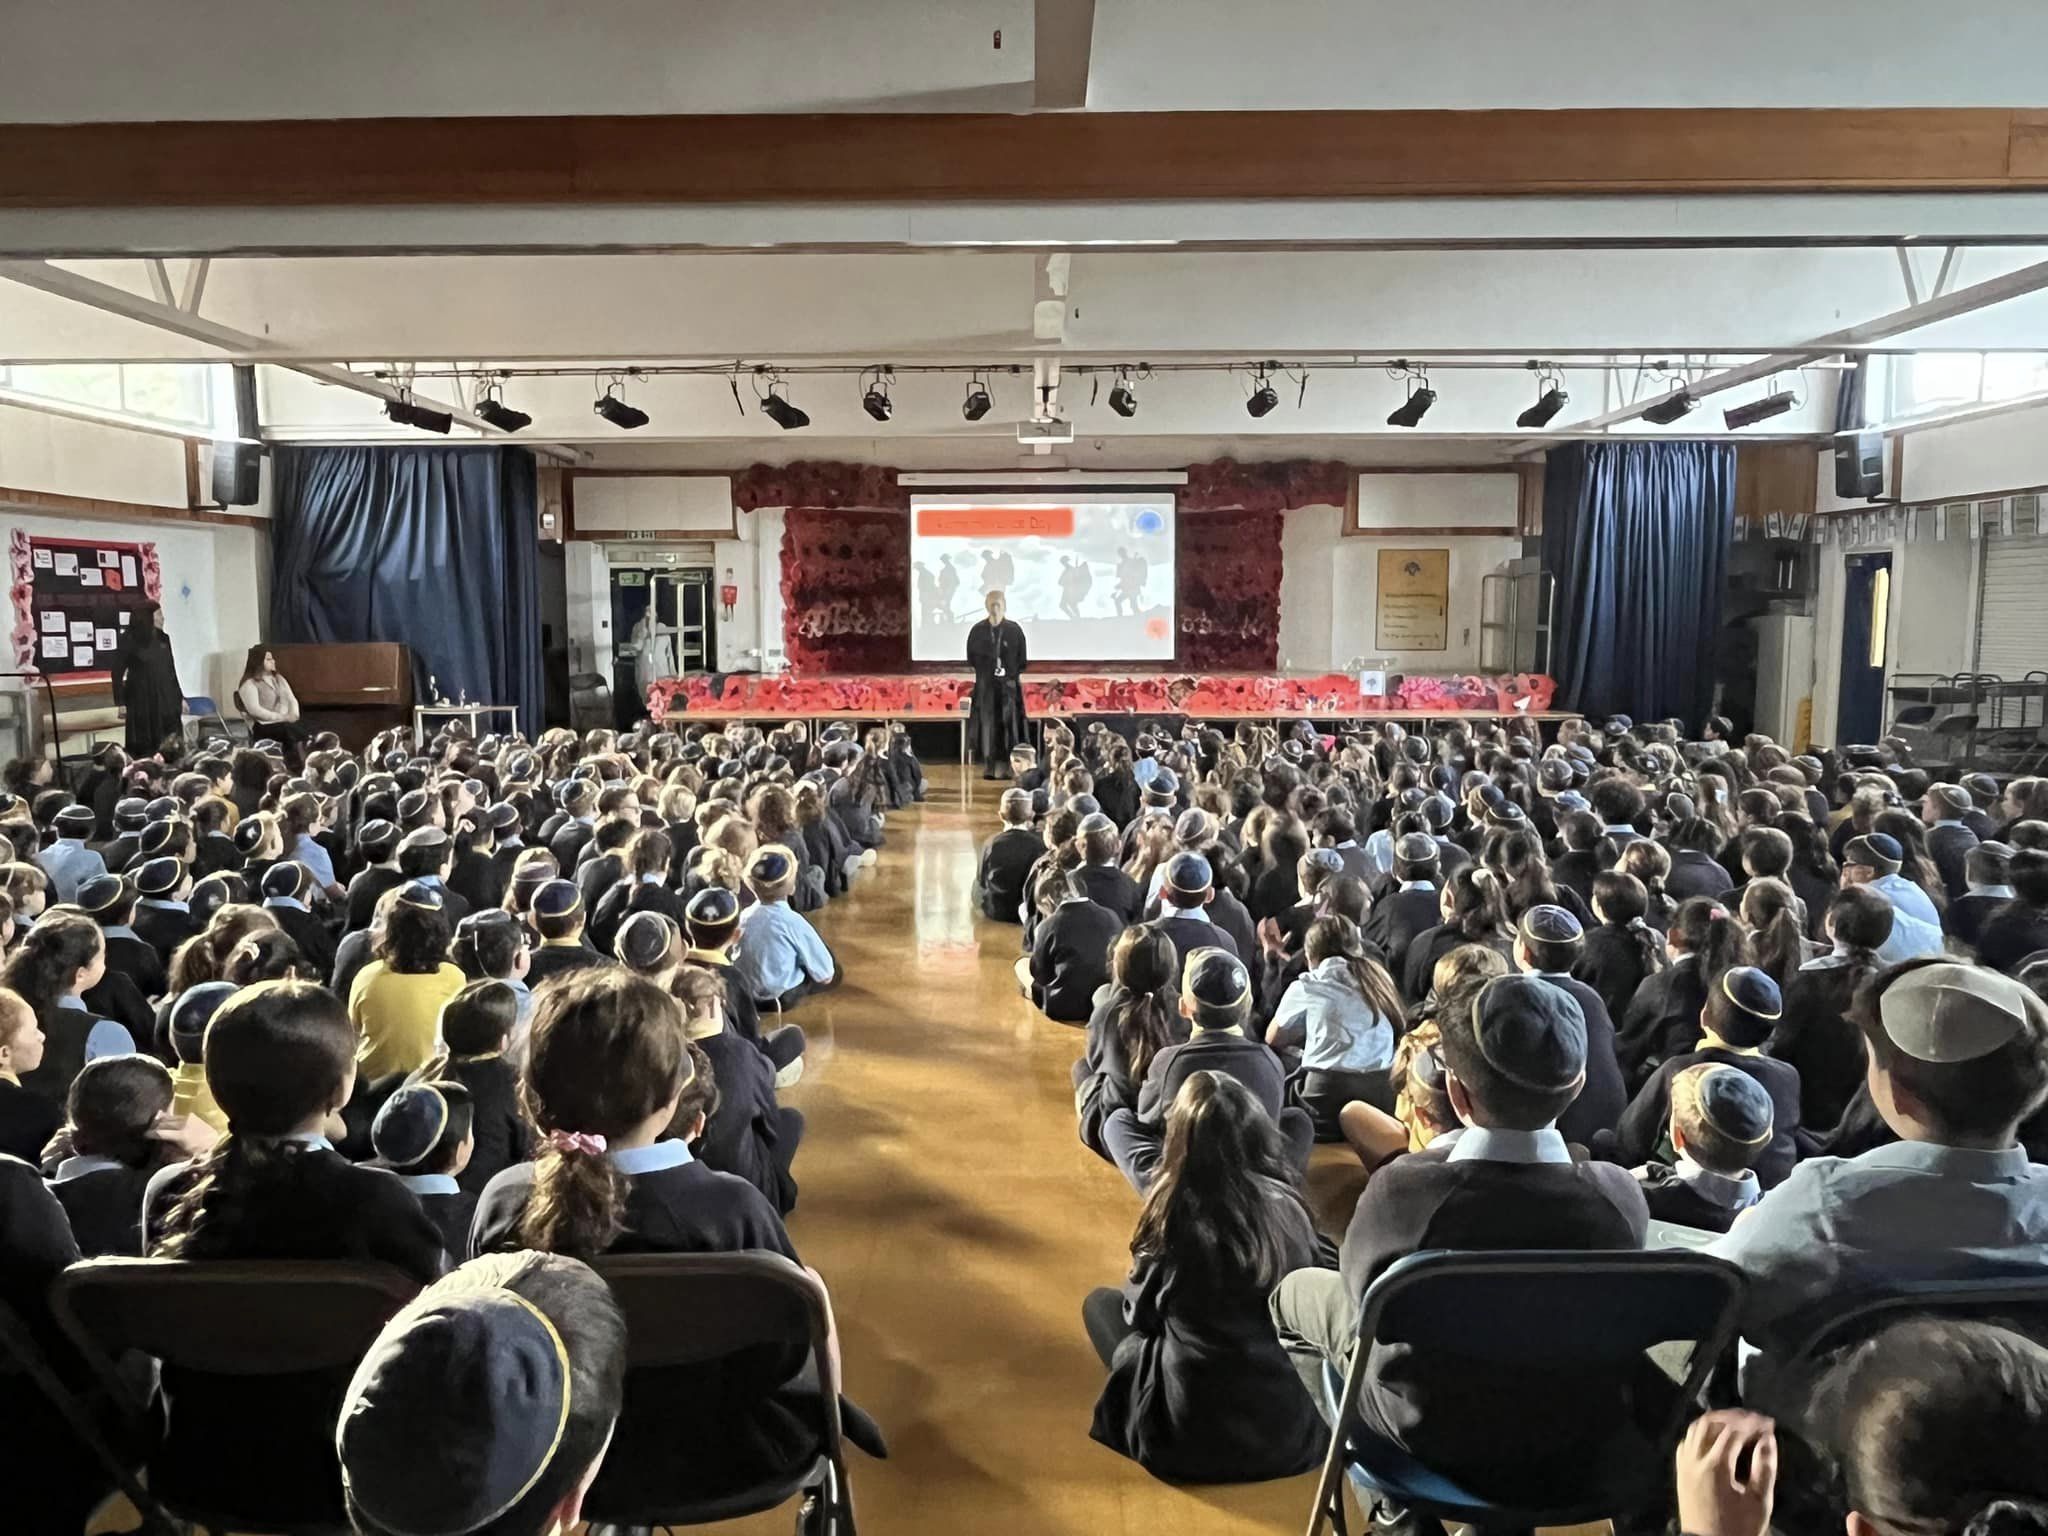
left=235, top=645, right=308, bottom=763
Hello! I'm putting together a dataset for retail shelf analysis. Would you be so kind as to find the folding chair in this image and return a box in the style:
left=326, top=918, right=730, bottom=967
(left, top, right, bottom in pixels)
left=1771, top=1273, right=2048, bottom=1379
left=50, top=1258, right=423, bottom=1536
left=181, top=695, right=246, bottom=750
left=1305, top=1250, right=1746, bottom=1536
left=583, top=1251, right=858, bottom=1535
left=0, top=1295, right=174, bottom=1536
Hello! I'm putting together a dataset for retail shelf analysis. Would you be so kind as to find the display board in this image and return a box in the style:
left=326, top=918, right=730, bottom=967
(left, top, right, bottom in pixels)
left=9, top=529, right=161, bottom=682
left=908, top=493, right=1177, bottom=662
left=1374, top=547, right=1450, bottom=651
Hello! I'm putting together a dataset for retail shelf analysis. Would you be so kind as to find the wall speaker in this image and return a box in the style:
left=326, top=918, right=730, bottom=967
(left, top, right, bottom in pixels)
left=210, top=362, right=262, bottom=506
left=1832, top=356, right=1884, bottom=501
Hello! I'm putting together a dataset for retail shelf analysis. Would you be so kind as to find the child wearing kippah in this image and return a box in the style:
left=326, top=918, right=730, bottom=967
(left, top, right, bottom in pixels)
left=975, top=788, right=1042, bottom=924
left=1633, top=1063, right=1770, bottom=1233
left=672, top=963, right=803, bottom=1215
left=1614, top=965, right=1802, bottom=1188
left=372, top=1080, right=478, bottom=1263
left=731, top=847, right=838, bottom=1011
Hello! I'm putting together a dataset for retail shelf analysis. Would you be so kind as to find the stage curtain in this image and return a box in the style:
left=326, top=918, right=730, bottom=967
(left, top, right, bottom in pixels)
left=1179, top=508, right=1285, bottom=670
left=1541, top=440, right=1734, bottom=725
left=269, top=445, right=545, bottom=733
left=781, top=507, right=910, bottom=672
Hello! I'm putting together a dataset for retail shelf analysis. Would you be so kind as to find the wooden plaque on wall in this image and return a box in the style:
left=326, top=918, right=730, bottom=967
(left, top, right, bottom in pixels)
left=1375, top=548, right=1450, bottom=651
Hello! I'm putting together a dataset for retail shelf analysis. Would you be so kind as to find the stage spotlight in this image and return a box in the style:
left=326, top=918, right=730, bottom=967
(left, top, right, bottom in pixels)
left=962, top=378, right=993, bottom=422
left=1517, top=386, right=1569, bottom=430
left=475, top=391, right=531, bottom=433
left=1246, top=375, right=1280, bottom=418
left=385, top=393, right=452, bottom=435
left=861, top=384, right=893, bottom=423
left=761, top=389, right=811, bottom=431
left=1107, top=374, right=1138, bottom=418
left=1386, top=381, right=1436, bottom=429
left=593, top=384, right=649, bottom=430
left=1642, top=390, right=1699, bottom=426
left=1723, top=389, right=1798, bottom=430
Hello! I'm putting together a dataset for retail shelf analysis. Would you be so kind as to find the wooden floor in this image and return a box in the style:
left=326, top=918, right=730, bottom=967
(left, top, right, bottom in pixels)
left=720, top=763, right=1362, bottom=1534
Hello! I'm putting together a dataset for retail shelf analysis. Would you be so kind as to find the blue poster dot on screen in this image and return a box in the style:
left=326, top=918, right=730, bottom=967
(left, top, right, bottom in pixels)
left=1133, top=509, right=1164, bottom=535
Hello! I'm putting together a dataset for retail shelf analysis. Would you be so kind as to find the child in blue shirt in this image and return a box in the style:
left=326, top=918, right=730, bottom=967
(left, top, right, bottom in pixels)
left=731, top=846, right=837, bottom=1009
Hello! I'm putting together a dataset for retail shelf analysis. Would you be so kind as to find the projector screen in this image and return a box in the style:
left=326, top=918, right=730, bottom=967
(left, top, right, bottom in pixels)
left=909, top=493, right=1177, bottom=662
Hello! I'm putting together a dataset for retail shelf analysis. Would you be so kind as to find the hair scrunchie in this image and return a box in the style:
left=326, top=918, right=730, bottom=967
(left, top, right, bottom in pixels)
left=545, top=1129, right=608, bottom=1156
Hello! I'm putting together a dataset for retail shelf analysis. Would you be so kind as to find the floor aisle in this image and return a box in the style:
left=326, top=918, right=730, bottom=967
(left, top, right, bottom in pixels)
left=723, top=763, right=1343, bottom=1534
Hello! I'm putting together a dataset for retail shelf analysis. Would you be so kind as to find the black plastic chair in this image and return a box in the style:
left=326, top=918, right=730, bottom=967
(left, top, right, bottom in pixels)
left=0, top=1293, right=173, bottom=1535
left=50, top=1258, right=423, bottom=1536
left=584, top=1251, right=858, bottom=1535
left=1305, top=1249, right=1746, bottom=1536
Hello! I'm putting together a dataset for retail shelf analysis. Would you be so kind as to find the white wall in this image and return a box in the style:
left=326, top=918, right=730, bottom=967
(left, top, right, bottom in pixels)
left=0, top=403, right=191, bottom=507
left=1277, top=502, right=1521, bottom=673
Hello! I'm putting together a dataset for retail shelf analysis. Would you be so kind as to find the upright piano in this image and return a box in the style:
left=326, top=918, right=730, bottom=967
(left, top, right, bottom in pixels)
left=268, top=642, right=413, bottom=750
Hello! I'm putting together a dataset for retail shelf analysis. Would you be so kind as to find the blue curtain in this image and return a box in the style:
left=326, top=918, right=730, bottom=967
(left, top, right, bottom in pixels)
left=1541, top=440, right=1735, bottom=726
left=269, top=445, right=545, bottom=734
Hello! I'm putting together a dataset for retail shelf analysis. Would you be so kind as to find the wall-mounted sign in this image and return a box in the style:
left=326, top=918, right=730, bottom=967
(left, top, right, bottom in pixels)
left=1375, top=548, right=1450, bottom=651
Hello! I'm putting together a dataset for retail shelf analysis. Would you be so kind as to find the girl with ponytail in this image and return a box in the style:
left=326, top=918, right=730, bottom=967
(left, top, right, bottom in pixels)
left=1739, top=876, right=1809, bottom=995
left=1266, top=915, right=1403, bottom=1136
left=1615, top=896, right=1751, bottom=1088
left=1575, top=871, right=1666, bottom=1025
left=1619, top=837, right=1677, bottom=929
left=471, top=966, right=797, bottom=1263
left=1077, top=928, right=1183, bottom=1162
left=146, top=979, right=440, bottom=1275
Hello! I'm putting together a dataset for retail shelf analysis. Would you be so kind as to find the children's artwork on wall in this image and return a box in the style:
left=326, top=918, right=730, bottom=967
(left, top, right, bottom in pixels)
left=10, top=530, right=163, bottom=682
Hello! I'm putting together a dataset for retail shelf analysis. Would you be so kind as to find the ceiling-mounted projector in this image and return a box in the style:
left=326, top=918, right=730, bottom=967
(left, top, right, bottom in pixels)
left=1016, top=417, right=1075, bottom=445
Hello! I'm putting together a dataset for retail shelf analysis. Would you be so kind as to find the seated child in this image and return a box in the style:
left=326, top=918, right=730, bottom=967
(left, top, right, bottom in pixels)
left=165, top=980, right=235, bottom=1134
left=1712, top=959, right=2048, bottom=1414
left=673, top=963, right=802, bottom=1216
left=44, top=1051, right=201, bottom=1257
left=975, top=788, right=1042, bottom=924
left=1266, top=914, right=1401, bottom=1138
left=1027, top=866, right=1124, bottom=1024
left=731, top=847, right=837, bottom=1011
left=1335, top=1017, right=1465, bottom=1175
left=1102, top=947, right=1310, bottom=1194
left=1270, top=974, right=1648, bottom=1505
left=1074, top=928, right=1186, bottom=1163
left=1615, top=965, right=1802, bottom=1188
left=144, top=979, right=444, bottom=1527
left=1011, top=744, right=1046, bottom=795
left=684, top=885, right=805, bottom=1080
left=522, top=879, right=606, bottom=988
left=77, top=872, right=166, bottom=1001
left=439, top=978, right=536, bottom=1196
left=371, top=1079, right=478, bottom=1263
left=1085, top=1070, right=1328, bottom=1484
left=336, top=1252, right=627, bottom=1536
left=470, top=968, right=871, bottom=1510
left=1632, top=1063, right=1771, bottom=1233
left=1945, top=840, right=2013, bottom=953
left=0, top=985, right=57, bottom=1164
left=450, top=909, right=535, bottom=1068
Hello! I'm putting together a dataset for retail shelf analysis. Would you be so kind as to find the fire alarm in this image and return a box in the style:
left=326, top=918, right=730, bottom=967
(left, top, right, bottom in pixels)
left=720, top=568, right=739, bottom=622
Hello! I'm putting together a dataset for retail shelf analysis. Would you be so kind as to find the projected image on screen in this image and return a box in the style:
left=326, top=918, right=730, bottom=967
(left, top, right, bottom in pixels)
left=909, top=494, right=1177, bottom=662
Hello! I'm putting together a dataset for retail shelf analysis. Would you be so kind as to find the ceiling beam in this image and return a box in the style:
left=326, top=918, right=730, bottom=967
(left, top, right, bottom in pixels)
left=1563, top=256, right=2048, bottom=430
left=4, top=107, right=2047, bottom=208
left=0, top=259, right=581, bottom=462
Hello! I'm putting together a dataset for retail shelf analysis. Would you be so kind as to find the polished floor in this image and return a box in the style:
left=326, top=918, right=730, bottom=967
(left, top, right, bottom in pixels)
left=719, top=764, right=1364, bottom=1534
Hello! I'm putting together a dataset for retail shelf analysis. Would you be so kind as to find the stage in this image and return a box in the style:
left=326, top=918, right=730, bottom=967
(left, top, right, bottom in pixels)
left=648, top=670, right=1567, bottom=760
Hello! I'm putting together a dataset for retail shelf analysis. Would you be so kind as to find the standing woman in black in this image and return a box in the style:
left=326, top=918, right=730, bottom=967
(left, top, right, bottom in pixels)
left=966, top=589, right=1029, bottom=781
left=108, top=600, right=184, bottom=759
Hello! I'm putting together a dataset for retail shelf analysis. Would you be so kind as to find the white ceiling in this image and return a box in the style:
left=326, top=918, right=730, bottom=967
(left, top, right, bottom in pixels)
left=9, top=0, right=2046, bottom=120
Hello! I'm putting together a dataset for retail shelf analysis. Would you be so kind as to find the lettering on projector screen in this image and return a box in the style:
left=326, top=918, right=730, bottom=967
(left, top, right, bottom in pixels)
left=909, top=494, right=1177, bottom=662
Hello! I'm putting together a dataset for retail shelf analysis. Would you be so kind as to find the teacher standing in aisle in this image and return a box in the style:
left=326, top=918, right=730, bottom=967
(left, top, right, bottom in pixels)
left=967, top=589, right=1029, bottom=780
left=108, top=600, right=184, bottom=758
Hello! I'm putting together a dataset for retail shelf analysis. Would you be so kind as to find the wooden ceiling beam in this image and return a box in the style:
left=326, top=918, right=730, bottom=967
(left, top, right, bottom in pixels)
left=1, top=107, right=2043, bottom=208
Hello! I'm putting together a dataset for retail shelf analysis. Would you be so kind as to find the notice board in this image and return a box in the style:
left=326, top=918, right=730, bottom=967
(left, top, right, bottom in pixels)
left=1374, top=547, right=1450, bottom=651
left=9, top=529, right=162, bottom=683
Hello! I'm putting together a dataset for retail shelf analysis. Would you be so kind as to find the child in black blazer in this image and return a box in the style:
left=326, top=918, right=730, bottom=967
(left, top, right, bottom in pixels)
left=674, top=962, right=803, bottom=1215
left=976, top=788, right=1042, bottom=924
left=43, top=1051, right=190, bottom=1257
left=371, top=1078, right=479, bottom=1264
left=1632, top=1063, right=1772, bottom=1233
left=439, top=977, right=534, bottom=1195
left=0, top=987, right=58, bottom=1164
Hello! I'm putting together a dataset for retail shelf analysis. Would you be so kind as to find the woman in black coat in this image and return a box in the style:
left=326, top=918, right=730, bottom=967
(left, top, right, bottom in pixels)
left=966, top=591, right=1029, bottom=779
left=108, top=600, right=184, bottom=758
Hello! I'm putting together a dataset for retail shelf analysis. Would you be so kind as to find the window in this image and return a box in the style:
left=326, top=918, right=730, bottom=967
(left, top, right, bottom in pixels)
left=0, top=361, right=225, bottom=432
left=1885, top=350, right=2048, bottom=422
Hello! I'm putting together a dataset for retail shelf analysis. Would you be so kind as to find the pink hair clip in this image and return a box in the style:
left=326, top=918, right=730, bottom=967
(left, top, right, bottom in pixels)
left=546, top=1129, right=608, bottom=1156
